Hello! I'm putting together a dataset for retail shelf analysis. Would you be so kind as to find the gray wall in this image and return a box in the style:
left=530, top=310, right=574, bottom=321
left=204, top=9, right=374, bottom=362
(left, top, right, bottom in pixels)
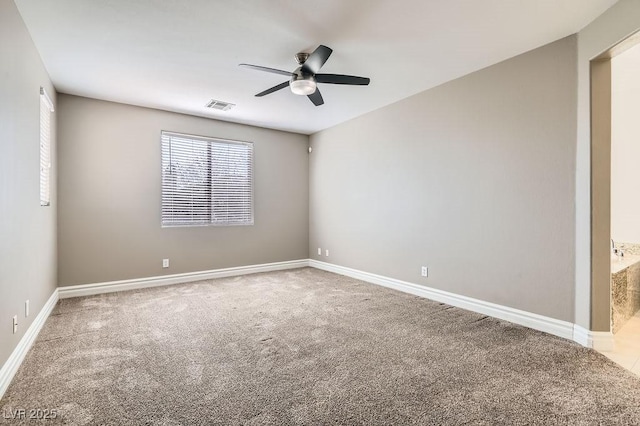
left=310, top=36, right=577, bottom=322
left=0, top=0, right=57, bottom=366
left=57, top=95, right=309, bottom=286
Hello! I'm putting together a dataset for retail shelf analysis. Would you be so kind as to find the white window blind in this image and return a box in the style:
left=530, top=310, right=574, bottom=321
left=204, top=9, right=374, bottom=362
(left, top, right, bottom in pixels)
left=39, top=88, right=54, bottom=206
left=161, top=131, right=254, bottom=227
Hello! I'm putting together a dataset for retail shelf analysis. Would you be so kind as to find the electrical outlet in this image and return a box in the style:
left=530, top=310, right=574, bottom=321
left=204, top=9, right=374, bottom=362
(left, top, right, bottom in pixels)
left=421, top=266, right=428, bottom=277
left=25, top=300, right=29, bottom=317
left=325, top=249, right=329, bottom=257
left=12, top=315, right=18, bottom=334
left=162, top=259, right=169, bottom=268
left=318, top=247, right=322, bottom=255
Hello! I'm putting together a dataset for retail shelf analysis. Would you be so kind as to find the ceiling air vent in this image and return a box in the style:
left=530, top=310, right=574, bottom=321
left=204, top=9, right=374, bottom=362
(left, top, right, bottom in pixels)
left=205, top=99, right=235, bottom=111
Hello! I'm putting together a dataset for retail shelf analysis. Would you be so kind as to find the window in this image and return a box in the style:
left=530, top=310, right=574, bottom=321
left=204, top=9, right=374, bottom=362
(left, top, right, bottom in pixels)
left=39, top=88, right=54, bottom=206
left=161, top=131, right=254, bottom=227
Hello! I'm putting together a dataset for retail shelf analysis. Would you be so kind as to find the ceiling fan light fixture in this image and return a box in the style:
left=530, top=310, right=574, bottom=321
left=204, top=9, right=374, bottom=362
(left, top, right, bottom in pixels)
left=290, top=78, right=316, bottom=96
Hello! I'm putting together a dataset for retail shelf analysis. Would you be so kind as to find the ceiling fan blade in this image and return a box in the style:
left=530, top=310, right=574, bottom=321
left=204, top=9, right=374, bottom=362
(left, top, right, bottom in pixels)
left=307, top=89, right=324, bottom=106
left=239, top=63, right=293, bottom=77
left=301, top=45, right=333, bottom=75
left=315, top=74, right=370, bottom=85
left=255, top=81, right=290, bottom=97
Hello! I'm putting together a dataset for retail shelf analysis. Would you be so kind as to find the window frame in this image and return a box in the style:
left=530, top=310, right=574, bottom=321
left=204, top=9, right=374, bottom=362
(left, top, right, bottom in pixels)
left=39, top=87, right=54, bottom=207
left=160, top=131, right=254, bottom=228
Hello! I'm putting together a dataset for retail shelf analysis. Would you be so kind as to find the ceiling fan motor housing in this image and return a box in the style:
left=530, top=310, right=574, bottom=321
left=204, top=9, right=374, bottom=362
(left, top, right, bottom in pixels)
left=294, top=52, right=309, bottom=65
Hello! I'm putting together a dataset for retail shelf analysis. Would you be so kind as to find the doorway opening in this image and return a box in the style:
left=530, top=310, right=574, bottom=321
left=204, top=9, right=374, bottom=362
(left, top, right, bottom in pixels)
left=592, top=30, right=640, bottom=374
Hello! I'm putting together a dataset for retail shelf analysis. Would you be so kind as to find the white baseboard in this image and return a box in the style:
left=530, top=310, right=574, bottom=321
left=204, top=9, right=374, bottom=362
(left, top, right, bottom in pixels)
left=309, top=260, right=579, bottom=342
left=573, top=325, right=615, bottom=351
left=0, top=288, right=59, bottom=400
left=58, top=259, right=309, bottom=299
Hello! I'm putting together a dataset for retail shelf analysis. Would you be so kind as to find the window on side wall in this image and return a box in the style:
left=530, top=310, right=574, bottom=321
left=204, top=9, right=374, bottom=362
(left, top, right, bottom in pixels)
left=39, top=88, right=54, bottom=206
left=161, top=131, right=254, bottom=227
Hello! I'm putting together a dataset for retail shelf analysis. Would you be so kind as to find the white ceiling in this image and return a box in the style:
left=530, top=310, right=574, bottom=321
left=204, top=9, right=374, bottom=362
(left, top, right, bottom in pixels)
left=15, top=0, right=617, bottom=135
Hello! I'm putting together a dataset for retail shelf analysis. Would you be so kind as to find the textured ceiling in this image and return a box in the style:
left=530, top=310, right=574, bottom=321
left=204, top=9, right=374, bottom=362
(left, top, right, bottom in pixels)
left=15, top=0, right=617, bottom=135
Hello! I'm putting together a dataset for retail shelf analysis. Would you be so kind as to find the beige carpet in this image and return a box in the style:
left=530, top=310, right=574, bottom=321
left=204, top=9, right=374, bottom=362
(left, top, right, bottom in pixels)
left=1, top=267, right=639, bottom=425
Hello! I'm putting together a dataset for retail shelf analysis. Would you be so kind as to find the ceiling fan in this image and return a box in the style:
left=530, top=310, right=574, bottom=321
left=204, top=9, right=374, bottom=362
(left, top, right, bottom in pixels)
left=239, top=45, right=370, bottom=106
